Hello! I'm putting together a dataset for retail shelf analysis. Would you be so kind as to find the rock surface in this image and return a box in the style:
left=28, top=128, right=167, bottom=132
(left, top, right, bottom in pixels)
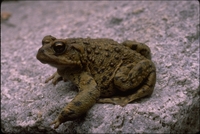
left=1, top=1, right=199, bottom=133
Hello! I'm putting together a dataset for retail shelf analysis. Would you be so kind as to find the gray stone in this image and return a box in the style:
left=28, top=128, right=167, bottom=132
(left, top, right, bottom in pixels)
left=1, top=1, right=199, bottom=133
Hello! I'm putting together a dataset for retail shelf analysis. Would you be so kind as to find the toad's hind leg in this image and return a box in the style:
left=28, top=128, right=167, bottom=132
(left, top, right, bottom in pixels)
left=98, top=61, right=156, bottom=107
left=122, top=40, right=151, bottom=59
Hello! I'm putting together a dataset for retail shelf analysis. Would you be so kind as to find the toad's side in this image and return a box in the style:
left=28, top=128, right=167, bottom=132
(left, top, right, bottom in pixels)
left=36, top=35, right=156, bottom=129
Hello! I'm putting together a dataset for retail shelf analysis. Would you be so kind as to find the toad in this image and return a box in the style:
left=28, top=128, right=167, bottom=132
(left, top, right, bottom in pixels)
left=36, top=35, right=156, bottom=129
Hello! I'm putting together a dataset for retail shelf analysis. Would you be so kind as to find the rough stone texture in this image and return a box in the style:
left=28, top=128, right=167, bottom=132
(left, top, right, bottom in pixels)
left=1, top=1, right=199, bottom=133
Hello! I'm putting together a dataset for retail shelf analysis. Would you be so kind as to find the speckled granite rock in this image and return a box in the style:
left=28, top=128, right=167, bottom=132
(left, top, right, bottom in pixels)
left=1, top=1, right=199, bottom=133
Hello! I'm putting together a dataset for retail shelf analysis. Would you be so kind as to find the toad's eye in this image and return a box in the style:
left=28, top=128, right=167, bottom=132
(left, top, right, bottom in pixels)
left=53, top=42, right=66, bottom=54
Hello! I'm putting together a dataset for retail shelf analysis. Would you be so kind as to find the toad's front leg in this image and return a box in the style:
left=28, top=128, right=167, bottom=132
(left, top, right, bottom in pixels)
left=51, top=72, right=100, bottom=129
left=45, top=71, right=68, bottom=85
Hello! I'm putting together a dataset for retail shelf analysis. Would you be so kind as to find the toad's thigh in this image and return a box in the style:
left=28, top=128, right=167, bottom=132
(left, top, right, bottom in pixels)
left=114, top=60, right=154, bottom=91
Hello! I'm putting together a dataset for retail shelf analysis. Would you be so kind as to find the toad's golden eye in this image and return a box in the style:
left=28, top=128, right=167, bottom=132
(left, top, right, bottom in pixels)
left=53, top=42, right=66, bottom=54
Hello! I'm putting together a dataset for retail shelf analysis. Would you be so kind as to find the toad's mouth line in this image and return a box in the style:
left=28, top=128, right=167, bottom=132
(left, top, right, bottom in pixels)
left=37, top=53, right=83, bottom=70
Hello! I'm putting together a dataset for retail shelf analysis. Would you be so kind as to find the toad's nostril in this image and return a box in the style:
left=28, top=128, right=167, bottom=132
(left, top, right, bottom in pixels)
left=38, top=48, right=44, bottom=53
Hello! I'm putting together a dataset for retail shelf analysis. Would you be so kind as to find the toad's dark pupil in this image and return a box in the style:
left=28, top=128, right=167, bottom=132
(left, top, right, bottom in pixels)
left=53, top=42, right=66, bottom=54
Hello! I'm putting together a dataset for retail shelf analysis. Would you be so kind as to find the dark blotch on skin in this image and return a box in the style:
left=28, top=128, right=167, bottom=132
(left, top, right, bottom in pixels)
left=74, top=101, right=82, bottom=106
left=68, top=109, right=75, bottom=115
left=101, top=76, right=108, bottom=83
left=127, top=64, right=134, bottom=69
left=138, top=67, right=143, bottom=74
left=131, top=44, right=138, bottom=50
left=108, top=72, right=113, bottom=76
left=86, top=78, right=93, bottom=85
left=100, top=59, right=104, bottom=65
left=120, top=78, right=127, bottom=82
left=88, top=91, right=94, bottom=96
left=93, top=67, right=98, bottom=72
left=98, top=69, right=105, bottom=74
left=114, top=76, right=120, bottom=80
left=140, top=49, right=147, bottom=55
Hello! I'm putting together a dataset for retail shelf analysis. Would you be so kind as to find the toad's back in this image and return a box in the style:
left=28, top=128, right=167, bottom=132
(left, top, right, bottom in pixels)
left=65, top=38, right=148, bottom=96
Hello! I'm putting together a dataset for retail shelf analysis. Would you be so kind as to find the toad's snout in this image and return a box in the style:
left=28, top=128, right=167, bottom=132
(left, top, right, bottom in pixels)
left=36, top=48, right=47, bottom=64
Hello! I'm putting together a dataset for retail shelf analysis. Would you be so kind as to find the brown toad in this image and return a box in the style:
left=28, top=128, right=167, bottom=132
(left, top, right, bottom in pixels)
left=36, top=35, right=156, bottom=129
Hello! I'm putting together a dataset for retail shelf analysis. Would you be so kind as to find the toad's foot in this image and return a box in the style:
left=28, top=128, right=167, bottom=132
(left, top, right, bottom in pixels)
left=45, top=71, right=67, bottom=85
left=50, top=109, right=73, bottom=129
left=51, top=119, right=62, bottom=129
left=98, top=97, right=128, bottom=107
